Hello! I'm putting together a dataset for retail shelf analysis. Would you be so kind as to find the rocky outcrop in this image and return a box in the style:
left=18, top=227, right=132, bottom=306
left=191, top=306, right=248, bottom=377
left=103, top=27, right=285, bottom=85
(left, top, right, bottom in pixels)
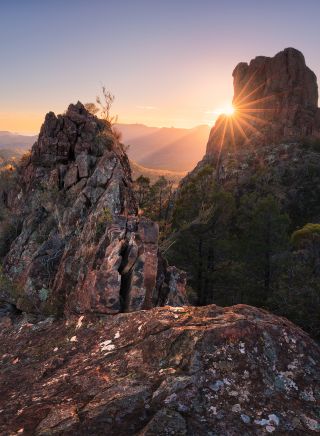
left=1, top=304, right=320, bottom=434
left=207, top=48, right=320, bottom=156
left=1, top=102, right=187, bottom=316
left=183, top=48, right=320, bottom=220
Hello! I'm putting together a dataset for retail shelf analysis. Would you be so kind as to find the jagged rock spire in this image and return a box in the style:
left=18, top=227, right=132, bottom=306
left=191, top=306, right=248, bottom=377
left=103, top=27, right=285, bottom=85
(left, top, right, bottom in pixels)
left=3, top=102, right=187, bottom=316
left=206, top=48, right=320, bottom=156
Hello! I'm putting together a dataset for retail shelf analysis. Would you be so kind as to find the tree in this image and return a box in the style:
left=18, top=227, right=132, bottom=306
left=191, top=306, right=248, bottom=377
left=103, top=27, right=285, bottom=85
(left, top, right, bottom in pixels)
left=172, top=164, right=215, bottom=229
left=134, top=175, right=151, bottom=209
left=150, top=176, right=174, bottom=221
left=85, top=85, right=118, bottom=125
left=267, top=224, right=320, bottom=340
left=291, top=223, right=320, bottom=247
left=291, top=223, right=320, bottom=275
left=84, top=103, right=99, bottom=116
left=167, top=185, right=239, bottom=306
left=237, top=194, right=290, bottom=302
left=96, top=86, right=118, bottom=125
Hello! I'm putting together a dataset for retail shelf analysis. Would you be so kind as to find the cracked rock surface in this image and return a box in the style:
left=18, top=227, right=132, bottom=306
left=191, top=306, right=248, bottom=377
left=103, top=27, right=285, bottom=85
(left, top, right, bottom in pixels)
left=1, top=102, right=187, bottom=316
left=0, top=304, right=319, bottom=435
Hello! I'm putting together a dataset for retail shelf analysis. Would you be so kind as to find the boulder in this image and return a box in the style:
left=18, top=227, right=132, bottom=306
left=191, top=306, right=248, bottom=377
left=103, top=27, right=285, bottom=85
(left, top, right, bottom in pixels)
left=0, top=304, right=319, bottom=434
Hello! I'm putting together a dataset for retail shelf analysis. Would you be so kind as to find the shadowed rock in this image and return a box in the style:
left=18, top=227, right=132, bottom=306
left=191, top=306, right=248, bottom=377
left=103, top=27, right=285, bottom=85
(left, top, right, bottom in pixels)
left=1, top=102, right=187, bottom=316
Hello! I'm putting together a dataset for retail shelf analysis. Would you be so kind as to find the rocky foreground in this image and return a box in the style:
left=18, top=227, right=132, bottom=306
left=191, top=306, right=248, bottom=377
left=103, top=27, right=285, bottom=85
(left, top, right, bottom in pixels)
left=0, top=304, right=320, bottom=435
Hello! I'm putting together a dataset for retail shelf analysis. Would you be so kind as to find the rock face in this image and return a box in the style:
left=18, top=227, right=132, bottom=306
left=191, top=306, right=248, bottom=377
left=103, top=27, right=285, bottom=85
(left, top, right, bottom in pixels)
left=1, top=102, right=187, bottom=316
left=207, top=48, right=320, bottom=156
left=183, top=48, right=320, bottom=224
left=1, top=304, right=320, bottom=434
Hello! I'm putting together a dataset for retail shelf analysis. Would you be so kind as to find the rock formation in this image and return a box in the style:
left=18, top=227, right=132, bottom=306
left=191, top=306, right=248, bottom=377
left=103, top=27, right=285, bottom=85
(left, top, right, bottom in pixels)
left=207, top=48, right=320, bottom=156
left=183, top=48, right=320, bottom=224
left=1, top=102, right=187, bottom=316
left=1, top=304, right=320, bottom=434
left=169, top=48, right=320, bottom=341
left=1, top=51, right=320, bottom=435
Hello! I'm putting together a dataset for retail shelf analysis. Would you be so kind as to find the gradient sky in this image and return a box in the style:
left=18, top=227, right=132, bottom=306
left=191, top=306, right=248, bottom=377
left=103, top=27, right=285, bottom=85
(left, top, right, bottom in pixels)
left=1, top=0, right=320, bottom=133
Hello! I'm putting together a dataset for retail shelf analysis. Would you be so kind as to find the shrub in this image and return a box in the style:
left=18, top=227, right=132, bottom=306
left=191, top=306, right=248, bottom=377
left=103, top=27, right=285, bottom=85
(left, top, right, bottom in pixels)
left=291, top=223, right=320, bottom=247
left=96, top=207, right=113, bottom=239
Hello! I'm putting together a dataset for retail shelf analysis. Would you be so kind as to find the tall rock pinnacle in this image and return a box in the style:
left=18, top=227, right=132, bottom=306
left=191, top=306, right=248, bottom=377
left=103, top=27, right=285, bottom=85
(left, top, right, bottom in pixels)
left=206, top=48, right=320, bottom=156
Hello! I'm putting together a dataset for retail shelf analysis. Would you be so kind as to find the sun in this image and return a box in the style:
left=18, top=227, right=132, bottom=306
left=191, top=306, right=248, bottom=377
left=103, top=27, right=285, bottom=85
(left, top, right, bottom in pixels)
left=221, top=105, right=235, bottom=116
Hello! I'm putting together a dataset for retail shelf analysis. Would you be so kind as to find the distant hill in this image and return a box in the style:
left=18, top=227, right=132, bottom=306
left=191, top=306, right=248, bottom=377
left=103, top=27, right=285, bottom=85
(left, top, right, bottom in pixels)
left=130, top=160, right=186, bottom=185
left=0, top=124, right=210, bottom=173
left=116, top=123, right=210, bottom=172
left=0, top=131, right=36, bottom=160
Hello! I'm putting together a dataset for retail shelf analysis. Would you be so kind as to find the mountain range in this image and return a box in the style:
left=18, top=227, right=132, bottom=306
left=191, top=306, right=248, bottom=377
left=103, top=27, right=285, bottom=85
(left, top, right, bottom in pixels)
left=0, top=124, right=210, bottom=173
left=116, top=123, right=210, bottom=171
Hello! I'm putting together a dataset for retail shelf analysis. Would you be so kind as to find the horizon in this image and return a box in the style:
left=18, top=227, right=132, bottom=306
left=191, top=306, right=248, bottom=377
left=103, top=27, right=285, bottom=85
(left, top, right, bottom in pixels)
left=0, top=120, right=211, bottom=137
left=1, top=0, right=320, bottom=134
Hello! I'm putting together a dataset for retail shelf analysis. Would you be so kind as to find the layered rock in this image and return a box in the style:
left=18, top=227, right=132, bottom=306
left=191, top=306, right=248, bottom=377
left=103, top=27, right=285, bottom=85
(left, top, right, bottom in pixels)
left=207, top=47, right=320, bottom=157
left=1, top=102, right=187, bottom=316
left=1, top=304, right=320, bottom=434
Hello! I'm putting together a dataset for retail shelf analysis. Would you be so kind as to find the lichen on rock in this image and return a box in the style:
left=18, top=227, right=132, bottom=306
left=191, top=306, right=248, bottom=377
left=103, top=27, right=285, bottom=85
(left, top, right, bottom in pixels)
left=0, top=304, right=319, bottom=434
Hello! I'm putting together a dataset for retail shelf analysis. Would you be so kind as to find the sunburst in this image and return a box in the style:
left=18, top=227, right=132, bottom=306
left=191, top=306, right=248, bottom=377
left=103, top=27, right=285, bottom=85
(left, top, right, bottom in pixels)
left=211, top=73, right=280, bottom=162
left=206, top=68, right=289, bottom=177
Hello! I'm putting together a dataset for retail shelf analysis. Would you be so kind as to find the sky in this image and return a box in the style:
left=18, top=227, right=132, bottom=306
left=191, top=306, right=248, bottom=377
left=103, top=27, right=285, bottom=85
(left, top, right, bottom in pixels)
left=1, top=0, right=320, bottom=134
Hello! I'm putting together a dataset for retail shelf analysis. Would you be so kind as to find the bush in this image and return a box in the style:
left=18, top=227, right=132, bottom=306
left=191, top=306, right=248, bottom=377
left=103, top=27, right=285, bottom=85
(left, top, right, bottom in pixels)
left=291, top=223, right=320, bottom=247
left=301, top=137, right=320, bottom=152
left=96, top=207, right=113, bottom=239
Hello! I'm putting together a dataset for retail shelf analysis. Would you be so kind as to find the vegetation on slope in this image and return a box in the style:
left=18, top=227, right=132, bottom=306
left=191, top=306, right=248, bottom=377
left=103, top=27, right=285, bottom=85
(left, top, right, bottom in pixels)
left=162, top=142, right=320, bottom=340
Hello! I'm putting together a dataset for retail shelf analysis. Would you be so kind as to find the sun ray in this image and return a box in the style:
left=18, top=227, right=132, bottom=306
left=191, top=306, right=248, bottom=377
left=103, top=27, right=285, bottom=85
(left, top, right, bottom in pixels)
left=228, top=116, right=236, bottom=149
left=237, top=115, right=263, bottom=137
left=210, top=69, right=301, bottom=154
left=239, top=112, right=270, bottom=125
left=219, top=117, right=228, bottom=149
left=216, top=117, right=228, bottom=166
left=237, top=93, right=277, bottom=109
left=234, top=69, right=294, bottom=106
left=238, top=108, right=275, bottom=113
left=232, top=116, right=248, bottom=142
left=233, top=67, right=261, bottom=106
left=211, top=114, right=225, bottom=134
left=234, top=80, right=267, bottom=106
